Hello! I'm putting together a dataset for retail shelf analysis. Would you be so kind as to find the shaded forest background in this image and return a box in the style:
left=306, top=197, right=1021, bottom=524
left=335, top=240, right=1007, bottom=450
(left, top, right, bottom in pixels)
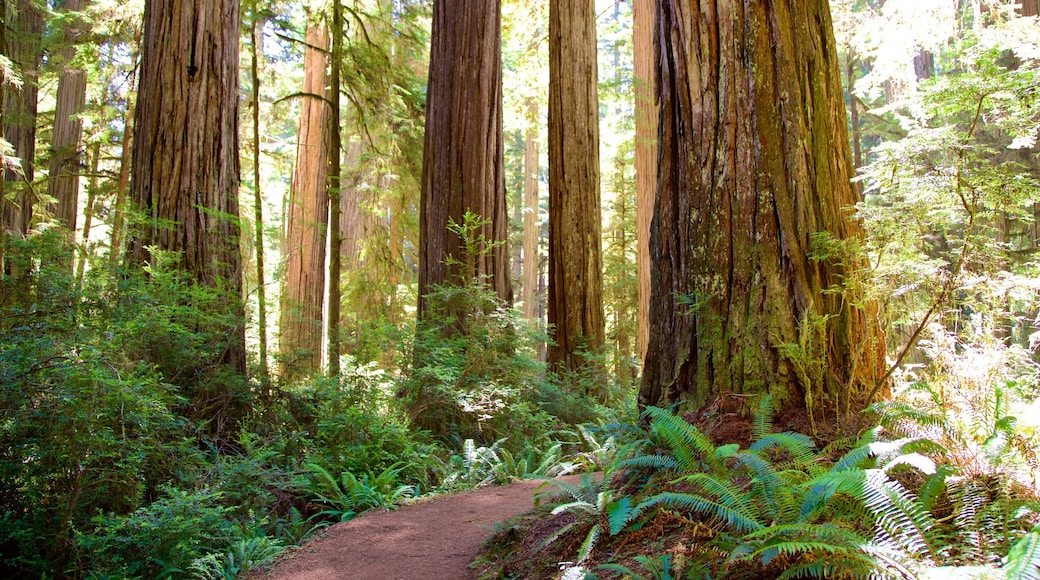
left=1, top=0, right=1040, bottom=578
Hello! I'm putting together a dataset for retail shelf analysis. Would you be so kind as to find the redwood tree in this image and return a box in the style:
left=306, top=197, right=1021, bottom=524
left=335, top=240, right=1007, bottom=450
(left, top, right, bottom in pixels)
left=640, top=0, right=886, bottom=433
left=418, top=0, right=510, bottom=320
left=280, top=22, right=329, bottom=381
left=633, top=0, right=655, bottom=361
left=2, top=0, right=43, bottom=246
left=128, top=0, right=245, bottom=373
left=547, top=0, right=604, bottom=373
left=47, top=0, right=89, bottom=234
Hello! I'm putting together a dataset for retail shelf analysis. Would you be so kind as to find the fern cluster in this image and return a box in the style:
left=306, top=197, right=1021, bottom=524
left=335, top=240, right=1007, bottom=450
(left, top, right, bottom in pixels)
left=543, top=399, right=1040, bottom=579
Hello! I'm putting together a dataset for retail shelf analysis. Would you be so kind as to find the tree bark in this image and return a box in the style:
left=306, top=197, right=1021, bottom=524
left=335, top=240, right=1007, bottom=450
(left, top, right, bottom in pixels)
left=547, top=0, right=604, bottom=373
left=2, top=0, right=43, bottom=242
left=250, top=2, right=269, bottom=385
left=522, top=98, right=540, bottom=320
left=128, top=0, right=245, bottom=373
left=279, top=23, right=329, bottom=381
left=640, top=0, right=886, bottom=435
left=48, top=0, right=89, bottom=234
left=633, top=0, right=656, bottom=361
left=418, top=0, right=510, bottom=320
left=328, top=2, right=343, bottom=378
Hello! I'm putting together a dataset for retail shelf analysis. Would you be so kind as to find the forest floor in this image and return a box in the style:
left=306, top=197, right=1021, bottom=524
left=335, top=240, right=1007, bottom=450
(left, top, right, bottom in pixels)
left=256, top=474, right=590, bottom=580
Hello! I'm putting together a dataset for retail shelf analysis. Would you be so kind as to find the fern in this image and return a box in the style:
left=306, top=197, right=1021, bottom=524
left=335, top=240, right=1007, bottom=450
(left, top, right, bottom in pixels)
left=636, top=490, right=765, bottom=534
left=862, top=469, right=941, bottom=564
left=642, top=406, right=723, bottom=474
left=753, top=394, right=776, bottom=442
left=1004, top=525, right=1040, bottom=580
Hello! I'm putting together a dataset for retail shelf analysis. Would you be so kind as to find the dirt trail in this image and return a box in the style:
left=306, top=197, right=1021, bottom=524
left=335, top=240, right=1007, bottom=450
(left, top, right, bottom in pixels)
left=259, top=475, right=587, bottom=580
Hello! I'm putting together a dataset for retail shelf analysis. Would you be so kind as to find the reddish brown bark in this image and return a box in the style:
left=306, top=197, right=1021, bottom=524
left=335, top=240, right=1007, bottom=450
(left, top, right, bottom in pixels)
left=128, top=0, right=245, bottom=372
left=418, top=0, right=511, bottom=320
left=48, top=0, right=89, bottom=234
left=280, top=23, right=330, bottom=381
left=640, top=0, right=886, bottom=434
left=521, top=99, right=540, bottom=321
left=547, top=0, right=604, bottom=373
left=2, top=0, right=43, bottom=242
left=633, top=0, right=656, bottom=361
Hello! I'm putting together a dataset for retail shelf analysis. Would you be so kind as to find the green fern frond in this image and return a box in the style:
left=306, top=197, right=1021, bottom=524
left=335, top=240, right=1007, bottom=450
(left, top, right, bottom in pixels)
left=750, top=432, right=818, bottom=469
left=862, top=469, right=940, bottom=563
left=753, top=394, right=776, bottom=442
left=798, top=470, right=867, bottom=523
left=578, top=523, right=602, bottom=562
left=916, top=465, right=953, bottom=512
left=1004, top=526, right=1040, bottom=580
left=734, top=451, right=784, bottom=520
left=535, top=473, right=601, bottom=505
left=637, top=490, right=765, bottom=533
left=953, top=479, right=986, bottom=561
left=774, top=555, right=876, bottom=580
left=615, top=453, right=681, bottom=473
left=607, top=495, right=636, bottom=535
left=643, top=406, right=721, bottom=473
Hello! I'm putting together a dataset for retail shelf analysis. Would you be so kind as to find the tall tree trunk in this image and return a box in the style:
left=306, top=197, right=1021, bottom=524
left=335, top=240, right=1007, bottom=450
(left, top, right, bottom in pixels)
left=109, top=45, right=139, bottom=269
left=522, top=98, right=540, bottom=320
left=640, top=0, right=886, bottom=436
left=250, top=2, right=269, bottom=385
left=327, top=1, right=343, bottom=378
left=418, top=0, right=510, bottom=322
left=279, top=23, right=329, bottom=382
left=2, top=0, right=43, bottom=248
left=48, top=0, right=89, bottom=234
left=128, top=0, right=245, bottom=371
left=633, top=0, right=656, bottom=361
left=547, top=0, right=604, bottom=374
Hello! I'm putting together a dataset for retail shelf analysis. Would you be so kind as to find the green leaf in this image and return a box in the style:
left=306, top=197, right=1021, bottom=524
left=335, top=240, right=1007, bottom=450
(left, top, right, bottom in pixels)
left=1004, top=527, right=1040, bottom=580
left=607, top=495, right=635, bottom=535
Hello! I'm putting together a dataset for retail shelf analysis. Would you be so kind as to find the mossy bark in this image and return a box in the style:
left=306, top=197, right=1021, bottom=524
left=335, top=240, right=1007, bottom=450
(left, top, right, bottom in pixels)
left=640, top=0, right=886, bottom=433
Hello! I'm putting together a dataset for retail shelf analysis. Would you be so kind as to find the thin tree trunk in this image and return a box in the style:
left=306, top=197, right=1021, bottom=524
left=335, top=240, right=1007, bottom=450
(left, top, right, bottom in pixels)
left=633, top=0, right=656, bottom=361
left=547, top=0, right=604, bottom=374
left=280, top=23, right=329, bottom=381
left=641, top=0, right=886, bottom=436
left=75, top=140, right=101, bottom=281
left=522, top=98, right=540, bottom=320
left=328, top=2, right=344, bottom=378
left=109, top=46, right=138, bottom=269
left=418, top=0, right=510, bottom=321
left=250, top=3, right=269, bottom=384
left=48, top=0, right=89, bottom=234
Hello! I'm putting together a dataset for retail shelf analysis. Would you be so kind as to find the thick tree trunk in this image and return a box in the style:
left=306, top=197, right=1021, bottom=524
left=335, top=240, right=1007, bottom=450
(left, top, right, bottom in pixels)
left=128, top=0, right=245, bottom=372
left=280, top=23, right=329, bottom=381
left=633, top=0, right=656, bottom=362
left=522, top=98, right=540, bottom=320
left=48, top=0, right=89, bottom=234
left=640, top=0, right=886, bottom=435
left=547, top=0, right=604, bottom=374
left=418, top=0, right=510, bottom=320
left=2, top=0, right=43, bottom=242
